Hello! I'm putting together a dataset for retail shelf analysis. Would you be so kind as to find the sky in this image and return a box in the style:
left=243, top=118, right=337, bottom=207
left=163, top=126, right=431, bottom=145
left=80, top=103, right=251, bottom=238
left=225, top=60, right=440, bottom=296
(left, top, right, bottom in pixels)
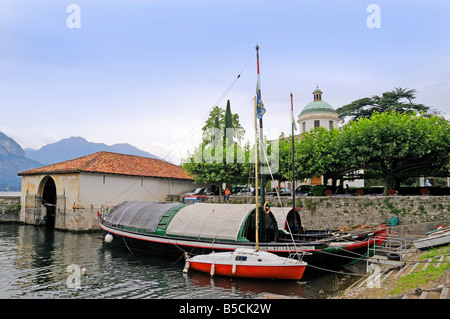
left=1, top=0, right=449, bottom=165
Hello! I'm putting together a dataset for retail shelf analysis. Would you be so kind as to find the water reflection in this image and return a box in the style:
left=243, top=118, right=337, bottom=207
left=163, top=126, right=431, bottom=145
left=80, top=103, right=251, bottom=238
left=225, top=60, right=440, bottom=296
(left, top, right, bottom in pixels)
left=0, top=224, right=363, bottom=299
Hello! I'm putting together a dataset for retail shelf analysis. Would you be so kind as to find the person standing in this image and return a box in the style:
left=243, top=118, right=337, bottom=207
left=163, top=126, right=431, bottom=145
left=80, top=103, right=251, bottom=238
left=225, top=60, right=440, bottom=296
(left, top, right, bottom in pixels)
left=224, top=187, right=231, bottom=202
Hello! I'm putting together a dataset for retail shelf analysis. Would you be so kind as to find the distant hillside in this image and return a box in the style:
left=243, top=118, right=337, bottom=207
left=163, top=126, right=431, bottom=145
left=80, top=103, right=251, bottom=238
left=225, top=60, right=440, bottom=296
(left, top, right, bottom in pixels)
left=0, top=132, right=42, bottom=191
left=24, top=136, right=162, bottom=165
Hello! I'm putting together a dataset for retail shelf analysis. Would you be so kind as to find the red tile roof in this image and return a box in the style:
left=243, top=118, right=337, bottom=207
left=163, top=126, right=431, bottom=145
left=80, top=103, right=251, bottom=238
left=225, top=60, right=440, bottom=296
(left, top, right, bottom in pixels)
left=18, top=151, right=192, bottom=180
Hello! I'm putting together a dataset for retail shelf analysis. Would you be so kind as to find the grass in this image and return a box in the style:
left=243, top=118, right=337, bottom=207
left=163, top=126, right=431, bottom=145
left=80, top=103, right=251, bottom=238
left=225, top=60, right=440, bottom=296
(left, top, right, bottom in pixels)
left=389, top=244, right=450, bottom=295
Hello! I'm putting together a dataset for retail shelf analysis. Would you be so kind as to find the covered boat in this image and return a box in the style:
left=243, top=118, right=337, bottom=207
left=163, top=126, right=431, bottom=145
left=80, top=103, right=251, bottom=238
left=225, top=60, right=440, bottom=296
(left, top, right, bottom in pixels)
left=99, top=201, right=387, bottom=267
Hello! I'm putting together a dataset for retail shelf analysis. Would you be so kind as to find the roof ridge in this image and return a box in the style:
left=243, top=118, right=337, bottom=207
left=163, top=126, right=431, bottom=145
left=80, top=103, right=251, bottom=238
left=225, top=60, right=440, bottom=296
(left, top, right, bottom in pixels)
left=80, top=151, right=106, bottom=170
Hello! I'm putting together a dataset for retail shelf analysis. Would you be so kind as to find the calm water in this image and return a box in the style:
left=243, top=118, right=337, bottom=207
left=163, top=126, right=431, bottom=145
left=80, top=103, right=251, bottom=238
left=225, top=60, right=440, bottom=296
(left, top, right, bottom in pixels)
left=0, top=223, right=364, bottom=299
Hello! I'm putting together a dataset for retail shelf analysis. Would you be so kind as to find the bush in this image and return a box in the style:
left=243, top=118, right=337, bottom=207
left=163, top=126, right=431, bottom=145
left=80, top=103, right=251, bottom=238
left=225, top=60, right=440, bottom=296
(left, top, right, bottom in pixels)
left=311, top=185, right=327, bottom=196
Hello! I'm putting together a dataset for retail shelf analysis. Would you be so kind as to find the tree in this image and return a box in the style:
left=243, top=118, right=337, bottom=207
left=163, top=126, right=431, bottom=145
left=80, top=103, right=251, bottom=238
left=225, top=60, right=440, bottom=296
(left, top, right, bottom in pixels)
left=336, top=88, right=439, bottom=123
left=182, top=102, right=249, bottom=193
left=341, top=112, right=450, bottom=191
left=294, top=112, right=450, bottom=193
left=202, top=101, right=244, bottom=147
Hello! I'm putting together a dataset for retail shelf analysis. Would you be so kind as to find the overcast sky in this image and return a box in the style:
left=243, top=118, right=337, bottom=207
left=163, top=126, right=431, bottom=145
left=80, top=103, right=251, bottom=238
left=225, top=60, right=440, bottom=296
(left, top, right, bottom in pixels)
left=1, top=0, right=449, bottom=164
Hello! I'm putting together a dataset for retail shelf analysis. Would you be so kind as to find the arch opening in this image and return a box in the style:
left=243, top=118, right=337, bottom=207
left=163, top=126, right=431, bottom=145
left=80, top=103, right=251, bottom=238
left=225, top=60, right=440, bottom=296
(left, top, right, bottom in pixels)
left=41, top=176, right=57, bottom=228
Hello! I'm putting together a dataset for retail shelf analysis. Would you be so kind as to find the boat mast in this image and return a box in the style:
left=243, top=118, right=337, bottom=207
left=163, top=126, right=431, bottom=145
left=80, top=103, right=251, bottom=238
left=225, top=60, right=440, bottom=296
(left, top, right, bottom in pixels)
left=254, top=96, right=259, bottom=251
left=256, top=45, right=266, bottom=241
left=291, top=92, right=296, bottom=214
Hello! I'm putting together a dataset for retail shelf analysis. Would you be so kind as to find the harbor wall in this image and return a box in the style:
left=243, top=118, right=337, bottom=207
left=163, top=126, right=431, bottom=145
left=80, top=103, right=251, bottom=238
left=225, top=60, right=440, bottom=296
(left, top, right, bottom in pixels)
left=201, top=195, right=450, bottom=233
left=3, top=192, right=450, bottom=234
left=0, top=195, right=20, bottom=223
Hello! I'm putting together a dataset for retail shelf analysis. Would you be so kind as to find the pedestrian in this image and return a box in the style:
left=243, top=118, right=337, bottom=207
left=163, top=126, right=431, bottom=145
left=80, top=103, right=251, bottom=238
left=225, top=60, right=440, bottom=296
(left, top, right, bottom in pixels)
left=224, top=187, right=231, bottom=202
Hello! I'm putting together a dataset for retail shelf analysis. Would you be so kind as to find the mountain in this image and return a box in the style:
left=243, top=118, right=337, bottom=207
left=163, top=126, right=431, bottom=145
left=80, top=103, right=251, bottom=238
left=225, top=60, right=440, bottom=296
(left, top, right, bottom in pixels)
left=0, top=132, right=42, bottom=191
left=24, top=136, right=162, bottom=165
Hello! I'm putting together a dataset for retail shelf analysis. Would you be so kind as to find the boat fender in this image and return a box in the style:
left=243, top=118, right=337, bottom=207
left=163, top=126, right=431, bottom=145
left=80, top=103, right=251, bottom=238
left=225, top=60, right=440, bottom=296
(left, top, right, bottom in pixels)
left=183, top=261, right=190, bottom=274
left=263, top=201, right=271, bottom=215
left=210, top=264, right=215, bottom=277
left=232, top=262, right=237, bottom=275
left=104, top=233, right=113, bottom=243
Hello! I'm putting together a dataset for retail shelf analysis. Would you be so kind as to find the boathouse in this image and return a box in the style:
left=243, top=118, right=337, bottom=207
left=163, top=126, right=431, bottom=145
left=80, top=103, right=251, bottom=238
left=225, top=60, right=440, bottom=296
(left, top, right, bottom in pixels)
left=17, top=151, right=196, bottom=231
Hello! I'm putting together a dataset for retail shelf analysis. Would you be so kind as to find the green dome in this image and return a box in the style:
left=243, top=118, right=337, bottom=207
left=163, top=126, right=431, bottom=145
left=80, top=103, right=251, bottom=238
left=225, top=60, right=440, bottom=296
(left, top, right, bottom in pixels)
left=300, top=100, right=335, bottom=115
left=299, top=86, right=337, bottom=116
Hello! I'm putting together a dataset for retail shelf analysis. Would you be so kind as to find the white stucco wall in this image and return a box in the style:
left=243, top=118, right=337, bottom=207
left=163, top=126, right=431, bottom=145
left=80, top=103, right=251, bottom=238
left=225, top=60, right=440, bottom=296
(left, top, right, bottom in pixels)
left=297, top=111, right=340, bottom=133
left=78, top=173, right=195, bottom=207
left=19, top=172, right=195, bottom=230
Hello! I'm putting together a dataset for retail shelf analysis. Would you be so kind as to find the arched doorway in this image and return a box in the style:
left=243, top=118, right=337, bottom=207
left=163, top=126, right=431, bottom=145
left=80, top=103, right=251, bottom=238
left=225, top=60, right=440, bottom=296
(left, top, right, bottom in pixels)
left=40, top=176, right=57, bottom=228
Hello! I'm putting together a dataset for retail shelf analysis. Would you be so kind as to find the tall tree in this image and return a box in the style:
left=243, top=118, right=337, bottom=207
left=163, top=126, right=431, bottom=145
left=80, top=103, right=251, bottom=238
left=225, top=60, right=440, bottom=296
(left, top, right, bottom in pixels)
left=182, top=102, right=248, bottom=192
left=294, top=112, right=450, bottom=193
left=336, top=88, right=439, bottom=123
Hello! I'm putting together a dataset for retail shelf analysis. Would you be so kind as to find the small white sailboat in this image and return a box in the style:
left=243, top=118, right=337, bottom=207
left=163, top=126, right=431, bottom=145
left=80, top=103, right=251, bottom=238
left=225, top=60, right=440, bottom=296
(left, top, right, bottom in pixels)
left=185, top=248, right=307, bottom=280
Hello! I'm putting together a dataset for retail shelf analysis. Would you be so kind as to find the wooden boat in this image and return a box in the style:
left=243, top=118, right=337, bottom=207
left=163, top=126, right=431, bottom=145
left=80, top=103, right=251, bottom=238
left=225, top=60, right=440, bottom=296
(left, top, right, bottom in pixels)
left=185, top=248, right=307, bottom=280
left=413, top=226, right=450, bottom=250
left=99, top=203, right=387, bottom=267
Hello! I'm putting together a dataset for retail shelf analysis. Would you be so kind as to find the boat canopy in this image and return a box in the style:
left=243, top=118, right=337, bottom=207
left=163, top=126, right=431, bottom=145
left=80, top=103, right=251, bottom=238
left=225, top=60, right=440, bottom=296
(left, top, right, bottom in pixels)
left=271, top=207, right=302, bottom=234
left=165, top=203, right=257, bottom=241
left=104, top=201, right=180, bottom=232
left=103, top=202, right=279, bottom=243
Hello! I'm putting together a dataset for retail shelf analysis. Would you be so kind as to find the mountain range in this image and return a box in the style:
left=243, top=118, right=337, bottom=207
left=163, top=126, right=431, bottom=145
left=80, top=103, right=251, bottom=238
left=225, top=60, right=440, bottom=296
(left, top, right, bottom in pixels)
left=24, top=136, right=161, bottom=165
left=0, top=133, right=161, bottom=191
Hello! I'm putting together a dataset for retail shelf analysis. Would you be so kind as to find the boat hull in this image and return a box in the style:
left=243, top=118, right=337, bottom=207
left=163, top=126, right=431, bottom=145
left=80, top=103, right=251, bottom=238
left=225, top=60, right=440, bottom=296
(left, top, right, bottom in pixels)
left=187, top=249, right=307, bottom=280
left=100, top=222, right=387, bottom=267
left=188, top=261, right=306, bottom=280
left=413, top=229, right=450, bottom=250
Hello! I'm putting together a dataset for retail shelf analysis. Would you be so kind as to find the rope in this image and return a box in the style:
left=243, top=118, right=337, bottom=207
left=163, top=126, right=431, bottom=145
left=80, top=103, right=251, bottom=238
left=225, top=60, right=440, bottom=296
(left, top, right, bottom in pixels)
left=162, top=50, right=253, bottom=164
left=306, top=264, right=367, bottom=277
left=122, top=235, right=133, bottom=254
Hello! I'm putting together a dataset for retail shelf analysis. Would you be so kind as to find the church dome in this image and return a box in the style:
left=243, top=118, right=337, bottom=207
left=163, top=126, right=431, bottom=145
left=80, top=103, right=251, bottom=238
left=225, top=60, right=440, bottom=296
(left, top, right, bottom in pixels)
left=300, top=100, right=335, bottom=115
left=299, top=86, right=336, bottom=116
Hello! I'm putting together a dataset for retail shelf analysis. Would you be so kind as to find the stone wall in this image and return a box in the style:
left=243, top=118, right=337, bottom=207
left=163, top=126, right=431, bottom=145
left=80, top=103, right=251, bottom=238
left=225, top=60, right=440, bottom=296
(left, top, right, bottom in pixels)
left=0, top=195, right=20, bottom=223
left=203, top=195, right=450, bottom=232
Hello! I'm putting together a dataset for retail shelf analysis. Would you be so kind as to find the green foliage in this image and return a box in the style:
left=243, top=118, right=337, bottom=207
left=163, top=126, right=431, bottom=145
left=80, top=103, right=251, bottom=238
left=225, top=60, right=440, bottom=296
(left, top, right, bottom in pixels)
left=311, top=185, right=327, bottom=196
left=294, top=112, right=450, bottom=192
left=182, top=102, right=250, bottom=189
left=335, top=87, right=438, bottom=123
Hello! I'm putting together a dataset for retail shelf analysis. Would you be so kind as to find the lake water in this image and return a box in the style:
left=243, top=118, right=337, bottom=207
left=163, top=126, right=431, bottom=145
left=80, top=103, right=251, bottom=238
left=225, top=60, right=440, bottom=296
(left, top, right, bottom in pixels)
left=0, top=223, right=366, bottom=299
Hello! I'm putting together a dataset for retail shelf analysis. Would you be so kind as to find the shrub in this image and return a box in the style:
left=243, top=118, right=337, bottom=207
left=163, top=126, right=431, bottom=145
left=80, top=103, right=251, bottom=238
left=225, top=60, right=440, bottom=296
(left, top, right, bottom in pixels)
left=356, top=189, right=364, bottom=196
left=312, top=185, right=327, bottom=196
left=421, top=188, right=430, bottom=196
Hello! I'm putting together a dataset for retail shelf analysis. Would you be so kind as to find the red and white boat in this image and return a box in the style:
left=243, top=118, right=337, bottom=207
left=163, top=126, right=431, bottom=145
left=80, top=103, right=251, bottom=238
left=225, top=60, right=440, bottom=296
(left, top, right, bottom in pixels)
left=185, top=248, right=307, bottom=280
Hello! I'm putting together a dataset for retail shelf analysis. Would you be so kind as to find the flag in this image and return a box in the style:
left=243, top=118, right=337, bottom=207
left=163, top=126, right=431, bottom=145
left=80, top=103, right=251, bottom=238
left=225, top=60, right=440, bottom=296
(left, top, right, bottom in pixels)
left=256, top=45, right=265, bottom=119
left=290, top=92, right=297, bottom=131
left=256, top=76, right=265, bottom=119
